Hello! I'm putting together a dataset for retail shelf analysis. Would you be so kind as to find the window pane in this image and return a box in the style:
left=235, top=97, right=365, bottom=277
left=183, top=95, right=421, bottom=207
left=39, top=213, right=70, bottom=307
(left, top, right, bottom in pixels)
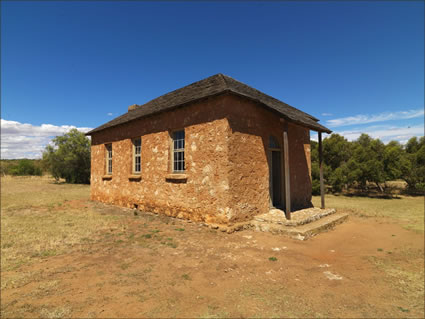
left=134, top=138, right=141, bottom=147
left=135, top=156, right=141, bottom=173
left=106, top=144, right=113, bottom=174
left=133, top=138, right=142, bottom=173
left=172, top=130, right=185, bottom=172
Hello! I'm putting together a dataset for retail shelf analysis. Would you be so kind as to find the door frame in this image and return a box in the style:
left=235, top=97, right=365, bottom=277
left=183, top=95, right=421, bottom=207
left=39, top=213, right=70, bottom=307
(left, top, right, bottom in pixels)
left=268, top=137, right=285, bottom=209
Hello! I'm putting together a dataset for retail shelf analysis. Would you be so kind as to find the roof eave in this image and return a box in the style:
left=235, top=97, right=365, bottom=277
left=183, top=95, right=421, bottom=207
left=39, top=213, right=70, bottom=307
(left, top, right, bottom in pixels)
left=86, top=89, right=332, bottom=135
left=227, top=90, right=332, bottom=134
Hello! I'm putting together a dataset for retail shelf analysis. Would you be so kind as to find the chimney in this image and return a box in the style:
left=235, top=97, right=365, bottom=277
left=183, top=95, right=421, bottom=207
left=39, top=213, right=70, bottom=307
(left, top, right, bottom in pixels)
left=128, top=104, right=139, bottom=111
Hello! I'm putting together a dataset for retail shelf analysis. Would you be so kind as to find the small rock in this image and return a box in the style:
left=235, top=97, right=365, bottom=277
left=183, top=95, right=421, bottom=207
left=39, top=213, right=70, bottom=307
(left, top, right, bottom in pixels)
left=323, top=271, right=342, bottom=280
left=294, top=234, right=305, bottom=241
left=272, top=247, right=280, bottom=251
left=319, top=264, right=331, bottom=268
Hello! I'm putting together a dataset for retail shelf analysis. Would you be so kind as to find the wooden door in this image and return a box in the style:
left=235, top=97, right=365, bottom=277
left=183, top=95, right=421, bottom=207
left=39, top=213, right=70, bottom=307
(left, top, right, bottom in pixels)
left=271, top=150, right=282, bottom=207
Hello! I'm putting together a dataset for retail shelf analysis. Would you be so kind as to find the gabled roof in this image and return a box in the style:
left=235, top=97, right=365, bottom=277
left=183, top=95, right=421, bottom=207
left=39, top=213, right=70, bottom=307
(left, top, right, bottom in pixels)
left=86, top=74, right=331, bottom=135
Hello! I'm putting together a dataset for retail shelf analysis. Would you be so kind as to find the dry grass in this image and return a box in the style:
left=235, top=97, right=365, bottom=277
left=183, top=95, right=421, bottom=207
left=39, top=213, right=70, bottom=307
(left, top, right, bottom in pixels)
left=1, top=176, right=423, bottom=318
left=1, top=175, right=89, bottom=210
left=313, top=193, right=424, bottom=315
left=1, top=176, right=116, bottom=274
left=313, top=194, right=424, bottom=232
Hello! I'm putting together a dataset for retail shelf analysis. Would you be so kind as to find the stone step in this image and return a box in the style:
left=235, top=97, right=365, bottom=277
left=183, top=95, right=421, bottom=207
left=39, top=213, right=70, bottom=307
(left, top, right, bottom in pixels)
left=250, top=212, right=349, bottom=240
left=254, top=208, right=337, bottom=227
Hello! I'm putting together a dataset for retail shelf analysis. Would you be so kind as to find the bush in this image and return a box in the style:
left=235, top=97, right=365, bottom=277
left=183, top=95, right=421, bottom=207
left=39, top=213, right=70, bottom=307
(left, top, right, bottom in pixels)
left=311, top=134, right=425, bottom=195
left=329, top=167, right=346, bottom=193
left=9, top=159, right=42, bottom=176
left=42, top=129, right=91, bottom=184
left=312, top=179, right=321, bottom=195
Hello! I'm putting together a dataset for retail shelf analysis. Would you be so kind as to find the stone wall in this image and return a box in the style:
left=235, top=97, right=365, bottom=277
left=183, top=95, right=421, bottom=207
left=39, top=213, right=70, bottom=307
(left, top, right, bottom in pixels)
left=224, top=94, right=312, bottom=221
left=90, top=93, right=313, bottom=225
left=91, top=95, right=233, bottom=225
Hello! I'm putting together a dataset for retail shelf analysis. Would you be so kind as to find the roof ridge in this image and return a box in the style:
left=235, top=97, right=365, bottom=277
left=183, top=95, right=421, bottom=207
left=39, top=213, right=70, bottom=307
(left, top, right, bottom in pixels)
left=218, top=73, right=228, bottom=88
left=86, top=73, right=330, bottom=135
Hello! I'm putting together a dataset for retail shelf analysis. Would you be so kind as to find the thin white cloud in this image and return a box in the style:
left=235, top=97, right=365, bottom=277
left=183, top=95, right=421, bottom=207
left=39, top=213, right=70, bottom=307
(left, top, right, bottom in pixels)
left=335, top=124, right=424, bottom=144
left=321, top=112, right=333, bottom=116
left=327, top=109, right=424, bottom=127
left=311, top=124, right=424, bottom=144
left=107, top=112, right=113, bottom=116
left=1, top=119, right=92, bottom=159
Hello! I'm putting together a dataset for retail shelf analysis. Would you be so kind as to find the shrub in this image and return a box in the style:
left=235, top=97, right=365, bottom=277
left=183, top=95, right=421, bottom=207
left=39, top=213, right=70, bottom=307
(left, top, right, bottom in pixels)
left=42, top=129, right=91, bottom=184
left=312, top=179, right=321, bottom=195
left=9, top=159, right=42, bottom=176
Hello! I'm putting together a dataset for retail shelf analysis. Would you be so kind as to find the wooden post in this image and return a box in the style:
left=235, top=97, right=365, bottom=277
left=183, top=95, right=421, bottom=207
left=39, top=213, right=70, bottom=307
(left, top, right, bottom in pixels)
left=283, top=130, right=291, bottom=219
left=319, top=131, right=325, bottom=209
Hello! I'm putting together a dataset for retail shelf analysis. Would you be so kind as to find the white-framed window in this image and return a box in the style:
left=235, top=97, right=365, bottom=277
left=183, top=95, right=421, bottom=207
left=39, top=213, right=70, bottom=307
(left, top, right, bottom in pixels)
left=105, top=144, right=112, bottom=175
left=172, top=130, right=185, bottom=172
left=133, top=137, right=141, bottom=174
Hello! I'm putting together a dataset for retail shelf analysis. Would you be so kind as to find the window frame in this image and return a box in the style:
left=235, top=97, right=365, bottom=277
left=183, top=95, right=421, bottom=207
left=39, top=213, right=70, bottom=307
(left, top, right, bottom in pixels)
left=132, top=137, right=142, bottom=175
left=171, top=129, right=185, bottom=173
left=105, top=143, right=113, bottom=175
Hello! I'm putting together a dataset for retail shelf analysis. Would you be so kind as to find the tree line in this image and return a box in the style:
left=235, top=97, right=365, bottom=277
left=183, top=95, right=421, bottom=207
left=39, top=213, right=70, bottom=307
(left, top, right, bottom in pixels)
left=2, top=129, right=424, bottom=194
left=311, top=134, right=425, bottom=195
left=1, top=129, right=91, bottom=184
left=0, top=159, right=43, bottom=176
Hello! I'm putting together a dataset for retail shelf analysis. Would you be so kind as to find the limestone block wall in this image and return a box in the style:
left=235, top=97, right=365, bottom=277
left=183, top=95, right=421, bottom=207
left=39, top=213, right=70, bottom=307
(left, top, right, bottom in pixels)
left=224, top=95, right=312, bottom=221
left=90, top=93, right=313, bottom=225
left=90, top=95, right=234, bottom=225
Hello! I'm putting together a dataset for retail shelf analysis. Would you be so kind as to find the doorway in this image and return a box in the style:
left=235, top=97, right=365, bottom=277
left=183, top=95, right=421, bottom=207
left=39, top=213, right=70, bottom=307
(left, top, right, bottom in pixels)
left=271, top=150, right=282, bottom=207
left=269, top=135, right=283, bottom=208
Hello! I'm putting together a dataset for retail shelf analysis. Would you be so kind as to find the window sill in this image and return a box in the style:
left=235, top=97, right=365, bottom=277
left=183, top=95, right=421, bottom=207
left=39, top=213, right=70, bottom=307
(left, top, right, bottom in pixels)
left=128, top=174, right=142, bottom=181
left=165, top=173, right=188, bottom=182
left=102, top=175, right=112, bottom=180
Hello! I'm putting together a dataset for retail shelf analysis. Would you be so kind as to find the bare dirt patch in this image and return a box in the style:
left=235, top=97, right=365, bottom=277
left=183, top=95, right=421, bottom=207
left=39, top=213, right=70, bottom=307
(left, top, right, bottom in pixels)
left=1, top=177, right=424, bottom=318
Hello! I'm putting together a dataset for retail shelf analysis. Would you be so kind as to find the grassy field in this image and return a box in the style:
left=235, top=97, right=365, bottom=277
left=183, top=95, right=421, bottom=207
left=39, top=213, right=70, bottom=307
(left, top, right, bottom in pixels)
left=312, top=194, right=424, bottom=232
left=1, top=176, right=424, bottom=318
left=1, top=176, right=117, bottom=273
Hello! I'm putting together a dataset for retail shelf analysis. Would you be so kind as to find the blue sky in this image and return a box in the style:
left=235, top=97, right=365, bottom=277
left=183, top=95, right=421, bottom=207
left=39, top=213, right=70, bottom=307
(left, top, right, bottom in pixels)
left=1, top=1, right=424, bottom=158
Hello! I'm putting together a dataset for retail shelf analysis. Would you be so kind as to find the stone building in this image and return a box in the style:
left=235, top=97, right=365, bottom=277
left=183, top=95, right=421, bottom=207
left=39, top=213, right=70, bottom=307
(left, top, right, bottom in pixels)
left=86, top=74, right=331, bottom=225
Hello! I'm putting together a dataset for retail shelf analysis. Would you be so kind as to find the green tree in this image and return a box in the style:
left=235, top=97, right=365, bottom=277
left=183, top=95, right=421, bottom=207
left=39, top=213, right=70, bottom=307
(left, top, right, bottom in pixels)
left=311, top=140, right=331, bottom=194
left=9, top=159, right=42, bottom=176
left=402, top=137, right=425, bottom=193
left=42, top=129, right=91, bottom=184
left=323, top=134, right=352, bottom=171
left=383, top=141, right=408, bottom=181
left=349, top=134, right=386, bottom=191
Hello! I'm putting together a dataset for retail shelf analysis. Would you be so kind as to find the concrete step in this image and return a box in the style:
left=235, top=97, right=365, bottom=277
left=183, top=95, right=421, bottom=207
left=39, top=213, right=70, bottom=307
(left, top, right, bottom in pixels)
left=250, top=212, right=349, bottom=240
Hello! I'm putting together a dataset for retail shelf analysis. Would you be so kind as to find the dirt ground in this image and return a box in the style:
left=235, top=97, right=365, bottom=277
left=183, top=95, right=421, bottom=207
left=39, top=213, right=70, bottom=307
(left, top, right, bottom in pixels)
left=1, top=177, right=424, bottom=318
